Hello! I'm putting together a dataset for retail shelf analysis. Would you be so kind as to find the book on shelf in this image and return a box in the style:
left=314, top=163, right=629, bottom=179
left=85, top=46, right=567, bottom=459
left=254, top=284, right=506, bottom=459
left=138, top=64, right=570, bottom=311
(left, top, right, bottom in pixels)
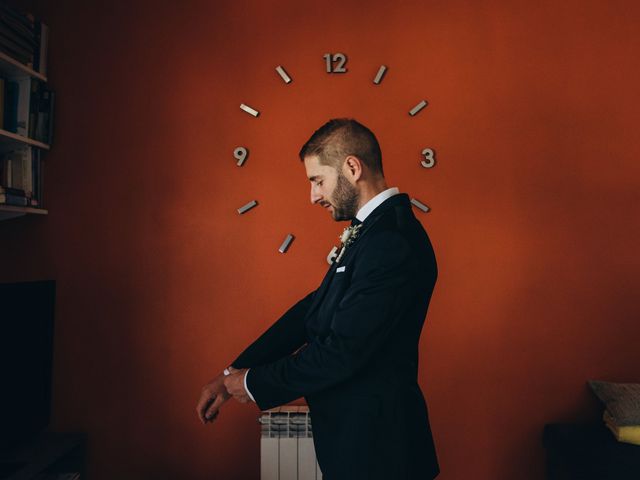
left=0, top=18, right=37, bottom=51
left=0, top=77, right=4, bottom=129
left=34, top=20, right=48, bottom=75
left=3, top=78, right=18, bottom=132
left=0, top=3, right=48, bottom=74
left=0, top=3, right=35, bottom=67
left=0, top=28, right=33, bottom=65
left=1, top=76, right=54, bottom=143
left=29, top=78, right=54, bottom=143
left=0, top=185, right=26, bottom=195
left=5, top=147, right=32, bottom=196
left=0, top=146, right=42, bottom=204
left=0, top=4, right=35, bottom=36
left=31, top=148, right=44, bottom=203
left=0, top=191, right=28, bottom=205
left=15, top=76, right=30, bottom=136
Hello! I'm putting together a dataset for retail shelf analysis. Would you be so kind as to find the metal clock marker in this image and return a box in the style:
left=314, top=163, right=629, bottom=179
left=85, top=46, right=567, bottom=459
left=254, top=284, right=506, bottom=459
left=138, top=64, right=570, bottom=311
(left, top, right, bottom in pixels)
left=409, top=100, right=428, bottom=116
left=240, top=103, right=260, bottom=117
left=235, top=55, right=437, bottom=262
left=373, top=65, right=387, bottom=84
left=275, top=65, right=292, bottom=84
left=410, top=198, right=430, bottom=213
left=237, top=200, right=258, bottom=214
left=279, top=234, right=295, bottom=253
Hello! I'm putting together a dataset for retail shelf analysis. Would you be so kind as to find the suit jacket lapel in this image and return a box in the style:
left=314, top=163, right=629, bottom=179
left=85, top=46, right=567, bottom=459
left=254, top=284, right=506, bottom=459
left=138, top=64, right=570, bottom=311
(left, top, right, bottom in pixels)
left=335, top=193, right=410, bottom=264
left=304, top=194, right=411, bottom=328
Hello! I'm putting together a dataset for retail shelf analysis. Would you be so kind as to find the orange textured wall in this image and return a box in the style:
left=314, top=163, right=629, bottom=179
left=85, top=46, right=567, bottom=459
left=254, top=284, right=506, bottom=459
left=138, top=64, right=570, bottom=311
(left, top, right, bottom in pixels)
left=2, top=1, right=640, bottom=478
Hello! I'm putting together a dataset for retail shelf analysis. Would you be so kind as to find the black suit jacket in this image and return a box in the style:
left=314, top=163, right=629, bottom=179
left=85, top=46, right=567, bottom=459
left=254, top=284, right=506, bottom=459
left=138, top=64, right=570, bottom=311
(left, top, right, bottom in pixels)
left=231, top=193, right=439, bottom=480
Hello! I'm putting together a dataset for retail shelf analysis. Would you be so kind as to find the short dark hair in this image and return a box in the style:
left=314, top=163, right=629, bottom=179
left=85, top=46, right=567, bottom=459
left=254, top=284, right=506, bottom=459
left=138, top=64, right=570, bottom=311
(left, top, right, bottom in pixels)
left=299, top=118, right=383, bottom=176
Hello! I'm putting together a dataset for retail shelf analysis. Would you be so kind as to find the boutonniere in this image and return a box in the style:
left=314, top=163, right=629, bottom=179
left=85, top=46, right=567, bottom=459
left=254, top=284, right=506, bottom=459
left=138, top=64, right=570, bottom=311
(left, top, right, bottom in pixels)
left=334, top=223, right=363, bottom=264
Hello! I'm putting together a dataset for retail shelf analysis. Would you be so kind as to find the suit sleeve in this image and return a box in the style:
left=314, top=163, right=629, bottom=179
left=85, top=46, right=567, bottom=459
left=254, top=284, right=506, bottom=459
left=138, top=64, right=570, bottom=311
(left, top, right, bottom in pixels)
left=230, top=290, right=316, bottom=369
left=246, top=231, right=417, bottom=410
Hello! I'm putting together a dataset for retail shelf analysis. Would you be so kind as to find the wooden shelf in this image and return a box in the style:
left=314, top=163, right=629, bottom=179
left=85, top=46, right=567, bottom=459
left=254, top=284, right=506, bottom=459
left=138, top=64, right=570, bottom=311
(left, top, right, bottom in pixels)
left=0, top=129, right=50, bottom=150
left=0, top=51, right=47, bottom=82
left=0, top=205, right=48, bottom=221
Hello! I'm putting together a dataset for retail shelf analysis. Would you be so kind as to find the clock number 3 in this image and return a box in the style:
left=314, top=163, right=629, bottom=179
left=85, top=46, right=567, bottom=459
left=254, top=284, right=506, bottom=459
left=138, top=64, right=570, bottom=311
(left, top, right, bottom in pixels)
left=421, top=148, right=436, bottom=168
left=324, top=53, right=348, bottom=73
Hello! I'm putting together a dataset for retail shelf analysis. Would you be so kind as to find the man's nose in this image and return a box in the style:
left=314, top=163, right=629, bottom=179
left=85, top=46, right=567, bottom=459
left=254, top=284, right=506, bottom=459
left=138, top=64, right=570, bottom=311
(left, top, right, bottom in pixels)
left=310, top=185, right=322, bottom=204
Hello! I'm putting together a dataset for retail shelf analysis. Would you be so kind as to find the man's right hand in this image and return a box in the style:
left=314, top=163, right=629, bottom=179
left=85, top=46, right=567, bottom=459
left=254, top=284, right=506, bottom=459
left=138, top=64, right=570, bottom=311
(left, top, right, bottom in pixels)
left=196, top=373, right=231, bottom=424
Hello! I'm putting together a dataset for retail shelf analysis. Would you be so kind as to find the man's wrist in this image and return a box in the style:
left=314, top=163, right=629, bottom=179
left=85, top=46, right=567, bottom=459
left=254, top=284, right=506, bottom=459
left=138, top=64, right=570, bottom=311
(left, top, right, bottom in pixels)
left=224, top=365, right=239, bottom=376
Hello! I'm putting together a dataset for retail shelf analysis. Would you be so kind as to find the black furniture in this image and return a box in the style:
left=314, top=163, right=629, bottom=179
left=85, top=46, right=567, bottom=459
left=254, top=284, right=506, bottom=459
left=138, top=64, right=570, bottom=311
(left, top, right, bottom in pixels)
left=0, top=432, right=86, bottom=480
left=544, top=423, right=640, bottom=479
left=0, top=281, right=86, bottom=479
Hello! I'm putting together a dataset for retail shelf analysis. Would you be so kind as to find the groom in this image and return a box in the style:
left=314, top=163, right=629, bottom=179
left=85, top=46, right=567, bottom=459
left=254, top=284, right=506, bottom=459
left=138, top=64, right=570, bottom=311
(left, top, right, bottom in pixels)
left=196, top=118, right=440, bottom=480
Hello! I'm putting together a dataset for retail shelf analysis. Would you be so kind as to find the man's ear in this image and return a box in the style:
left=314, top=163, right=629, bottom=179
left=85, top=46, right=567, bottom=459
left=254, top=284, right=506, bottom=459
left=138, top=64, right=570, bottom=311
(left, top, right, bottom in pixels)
left=343, top=155, right=363, bottom=182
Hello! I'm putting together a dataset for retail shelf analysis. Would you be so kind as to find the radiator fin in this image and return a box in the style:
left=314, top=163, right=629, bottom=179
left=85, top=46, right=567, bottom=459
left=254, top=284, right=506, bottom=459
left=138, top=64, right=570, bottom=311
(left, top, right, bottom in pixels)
left=260, top=406, right=322, bottom=480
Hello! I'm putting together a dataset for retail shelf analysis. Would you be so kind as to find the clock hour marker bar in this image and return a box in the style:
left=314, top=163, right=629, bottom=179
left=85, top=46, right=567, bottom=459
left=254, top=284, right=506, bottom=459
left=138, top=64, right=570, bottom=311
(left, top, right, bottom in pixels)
left=410, top=198, right=430, bottom=213
left=278, top=234, right=295, bottom=253
left=373, top=65, right=387, bottom=85
left=409, top=100, right=428, bottom=116
left=275, top=65, right=292, bottom=84
left=240, top=103, right=260, bottom=117
left=237, top=200, right=258, bottom=214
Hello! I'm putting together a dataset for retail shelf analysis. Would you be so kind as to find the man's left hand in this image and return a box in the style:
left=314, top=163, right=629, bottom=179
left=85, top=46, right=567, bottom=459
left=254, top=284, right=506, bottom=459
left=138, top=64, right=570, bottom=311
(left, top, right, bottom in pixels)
left=224, top=368, right=251, bottom=403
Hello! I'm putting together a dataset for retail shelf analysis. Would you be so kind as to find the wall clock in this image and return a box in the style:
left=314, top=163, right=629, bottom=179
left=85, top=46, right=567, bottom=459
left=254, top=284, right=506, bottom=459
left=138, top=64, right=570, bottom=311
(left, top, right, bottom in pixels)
left=233, top=53, right=437, bottom=263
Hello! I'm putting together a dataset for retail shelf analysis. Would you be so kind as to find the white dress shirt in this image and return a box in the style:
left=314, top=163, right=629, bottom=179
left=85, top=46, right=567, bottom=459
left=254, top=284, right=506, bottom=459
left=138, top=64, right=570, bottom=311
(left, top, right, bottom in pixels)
left=240, top=186, right=400, bottom=402
left=355, top=187, right=400, bottom=222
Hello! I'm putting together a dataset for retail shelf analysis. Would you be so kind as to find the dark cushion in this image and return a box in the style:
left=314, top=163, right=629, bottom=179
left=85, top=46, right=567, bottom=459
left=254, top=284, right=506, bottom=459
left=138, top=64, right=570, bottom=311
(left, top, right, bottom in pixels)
left=543, top=423, right=640, bottom=480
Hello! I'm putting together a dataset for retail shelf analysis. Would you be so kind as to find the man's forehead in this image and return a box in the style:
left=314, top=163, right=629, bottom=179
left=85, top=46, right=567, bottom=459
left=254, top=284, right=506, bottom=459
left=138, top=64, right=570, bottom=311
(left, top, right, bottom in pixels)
left=304, top=155, right=333, bottom=178
left=303, top=154, right=321, bottom=168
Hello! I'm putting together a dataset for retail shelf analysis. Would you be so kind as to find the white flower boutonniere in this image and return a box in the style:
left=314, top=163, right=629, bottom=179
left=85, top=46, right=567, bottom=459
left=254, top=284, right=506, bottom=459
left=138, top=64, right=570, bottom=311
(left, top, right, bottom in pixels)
left=334, top=223, right=363, bottom=264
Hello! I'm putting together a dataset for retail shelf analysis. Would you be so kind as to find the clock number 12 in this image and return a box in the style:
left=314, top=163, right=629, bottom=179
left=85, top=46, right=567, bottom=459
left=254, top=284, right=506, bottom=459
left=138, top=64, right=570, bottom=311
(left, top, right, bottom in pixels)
left=324, top=53, right=348, bottom=73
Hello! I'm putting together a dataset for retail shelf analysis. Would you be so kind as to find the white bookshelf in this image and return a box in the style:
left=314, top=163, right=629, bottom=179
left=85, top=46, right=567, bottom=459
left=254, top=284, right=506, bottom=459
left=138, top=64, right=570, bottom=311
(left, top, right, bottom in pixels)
left=0, top=19, right=50, bottom=221
left=0, top=204, right=47, bottom=220
left=0, top=50, right=46, bottom=82
left=0, top=128, right=50, bottom=150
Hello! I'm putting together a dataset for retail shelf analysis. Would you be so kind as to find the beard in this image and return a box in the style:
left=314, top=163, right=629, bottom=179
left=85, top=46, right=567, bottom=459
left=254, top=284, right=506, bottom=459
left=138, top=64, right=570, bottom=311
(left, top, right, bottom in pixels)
left=330, top=172, right=360, bottom=221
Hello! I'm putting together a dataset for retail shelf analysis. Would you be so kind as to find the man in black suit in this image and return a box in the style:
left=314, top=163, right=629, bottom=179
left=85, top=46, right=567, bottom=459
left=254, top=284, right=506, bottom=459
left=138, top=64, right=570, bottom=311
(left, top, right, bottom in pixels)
left=196, top=119, right=439, bottom=479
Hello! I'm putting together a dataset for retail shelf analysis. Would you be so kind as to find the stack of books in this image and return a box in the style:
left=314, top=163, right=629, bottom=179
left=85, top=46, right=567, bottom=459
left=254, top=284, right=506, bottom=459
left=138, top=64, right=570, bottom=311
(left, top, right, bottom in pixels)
left=0, top=76, right=55, bottom=143
left=0, top=146, right=42, bottom=207
left=0, top=3, right=48, bottom=74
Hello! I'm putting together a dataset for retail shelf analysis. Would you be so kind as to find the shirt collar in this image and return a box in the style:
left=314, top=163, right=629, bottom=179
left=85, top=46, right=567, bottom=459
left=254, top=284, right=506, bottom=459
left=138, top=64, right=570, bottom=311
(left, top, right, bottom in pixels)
left=355, top=187, right=400, bottom=223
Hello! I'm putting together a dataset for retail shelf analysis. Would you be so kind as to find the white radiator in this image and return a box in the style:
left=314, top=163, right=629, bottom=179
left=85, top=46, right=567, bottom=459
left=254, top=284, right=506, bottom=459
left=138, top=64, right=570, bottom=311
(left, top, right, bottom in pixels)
left=260, top=406, right=323, bottom=480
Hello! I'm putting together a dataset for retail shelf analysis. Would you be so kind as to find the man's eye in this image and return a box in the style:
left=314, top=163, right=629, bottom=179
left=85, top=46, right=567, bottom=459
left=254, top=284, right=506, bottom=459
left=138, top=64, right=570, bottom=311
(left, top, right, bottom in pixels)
left=316, top=181, right=323, bottom=187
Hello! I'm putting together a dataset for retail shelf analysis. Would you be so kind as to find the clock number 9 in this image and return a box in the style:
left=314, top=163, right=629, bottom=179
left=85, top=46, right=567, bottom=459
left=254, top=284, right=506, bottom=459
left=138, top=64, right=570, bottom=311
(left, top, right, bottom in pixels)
left=421, top=148, right=436, bottom=168
left=234, top=146, right=248, bottom=167
left=324, top=53, right=348, bottom=73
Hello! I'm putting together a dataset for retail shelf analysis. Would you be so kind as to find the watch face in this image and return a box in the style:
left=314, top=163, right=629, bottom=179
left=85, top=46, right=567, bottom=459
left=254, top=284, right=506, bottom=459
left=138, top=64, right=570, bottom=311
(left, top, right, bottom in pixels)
left=232, top=52, right=436, bottom=263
